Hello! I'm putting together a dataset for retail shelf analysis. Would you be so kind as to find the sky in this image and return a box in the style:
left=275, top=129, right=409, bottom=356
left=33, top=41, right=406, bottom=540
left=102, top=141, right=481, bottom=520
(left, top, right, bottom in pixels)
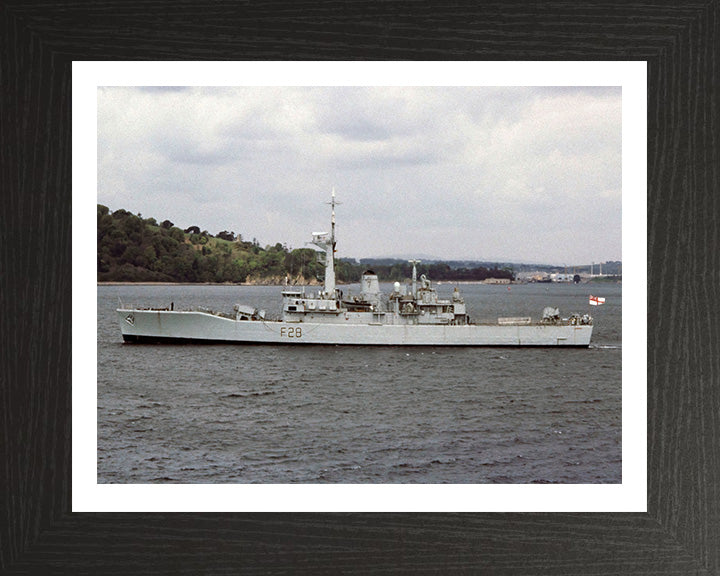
left=97, top=85, right=622, bottom=265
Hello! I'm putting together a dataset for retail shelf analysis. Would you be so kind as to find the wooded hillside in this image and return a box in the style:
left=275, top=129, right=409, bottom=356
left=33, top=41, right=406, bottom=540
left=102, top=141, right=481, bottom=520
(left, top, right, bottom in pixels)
left=97, top=205, right=514, bottom=284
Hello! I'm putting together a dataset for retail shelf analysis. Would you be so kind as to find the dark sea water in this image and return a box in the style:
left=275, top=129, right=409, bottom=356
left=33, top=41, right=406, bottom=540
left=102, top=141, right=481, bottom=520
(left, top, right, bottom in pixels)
left=97, top=282, right=622, bottom=484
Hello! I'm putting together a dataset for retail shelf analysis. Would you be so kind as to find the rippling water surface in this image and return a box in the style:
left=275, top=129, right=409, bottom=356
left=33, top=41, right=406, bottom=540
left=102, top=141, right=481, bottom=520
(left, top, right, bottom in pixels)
left=97, top=282, right=622, bottom=483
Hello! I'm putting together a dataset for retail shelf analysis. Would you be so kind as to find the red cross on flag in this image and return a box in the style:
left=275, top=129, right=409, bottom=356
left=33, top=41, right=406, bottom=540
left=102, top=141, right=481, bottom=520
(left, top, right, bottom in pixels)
left=589, top=295, right=606, bottom=306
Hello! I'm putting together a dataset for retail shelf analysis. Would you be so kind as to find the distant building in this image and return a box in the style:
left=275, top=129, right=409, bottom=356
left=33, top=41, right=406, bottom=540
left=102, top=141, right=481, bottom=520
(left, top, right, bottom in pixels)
left=482, top=277, right=511, bottom=284
left=514, top=272, right=551, bottom=283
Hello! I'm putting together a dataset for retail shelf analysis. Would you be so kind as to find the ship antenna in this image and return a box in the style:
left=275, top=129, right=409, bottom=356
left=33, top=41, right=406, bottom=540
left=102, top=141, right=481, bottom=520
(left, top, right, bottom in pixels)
left=319, top=188, right=341, bottom=298
left=327, top=187, right=341, bottom=246
left=408, top=259, right=421, bottom=298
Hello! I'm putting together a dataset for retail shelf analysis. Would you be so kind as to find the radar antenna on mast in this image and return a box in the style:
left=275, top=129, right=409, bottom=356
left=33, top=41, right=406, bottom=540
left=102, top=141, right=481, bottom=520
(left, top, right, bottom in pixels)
left=327, top=187, right=342, bottom=246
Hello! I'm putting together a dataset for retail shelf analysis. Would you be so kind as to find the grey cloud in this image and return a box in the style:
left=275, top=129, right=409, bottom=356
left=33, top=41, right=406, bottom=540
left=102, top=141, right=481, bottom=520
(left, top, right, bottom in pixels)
left=136, top=86, right=191, bottom=93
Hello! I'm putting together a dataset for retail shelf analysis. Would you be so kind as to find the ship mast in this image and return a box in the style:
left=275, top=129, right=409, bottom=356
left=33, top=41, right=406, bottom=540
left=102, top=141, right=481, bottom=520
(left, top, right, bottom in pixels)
left=311, top=189, right=339, bottom=298
left=326, top=188, right=337, bottom=297
left=408, top=259, right=421, bottom=298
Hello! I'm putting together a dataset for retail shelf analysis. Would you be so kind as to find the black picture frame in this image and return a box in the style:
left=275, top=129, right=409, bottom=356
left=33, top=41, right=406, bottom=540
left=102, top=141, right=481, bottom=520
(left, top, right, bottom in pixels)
left=2, top=2, right=718, bottom=574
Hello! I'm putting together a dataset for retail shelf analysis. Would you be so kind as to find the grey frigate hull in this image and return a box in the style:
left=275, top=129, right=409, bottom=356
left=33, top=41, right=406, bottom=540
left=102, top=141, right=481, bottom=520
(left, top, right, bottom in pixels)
left=118, top=309, right=593, bottom=347
left=117, top=191, right=595, bottom=347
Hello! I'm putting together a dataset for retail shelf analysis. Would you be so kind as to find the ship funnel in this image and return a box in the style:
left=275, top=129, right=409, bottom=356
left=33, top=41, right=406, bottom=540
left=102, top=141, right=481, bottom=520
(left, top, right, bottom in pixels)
left=361, top=270, right=380, bottom=297
left=361, top=270, right=381, bottom=306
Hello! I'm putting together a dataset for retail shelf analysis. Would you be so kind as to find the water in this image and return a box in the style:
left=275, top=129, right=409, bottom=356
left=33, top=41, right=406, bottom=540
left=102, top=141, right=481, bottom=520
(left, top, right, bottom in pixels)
left=97, top=282, right=622, bottom=483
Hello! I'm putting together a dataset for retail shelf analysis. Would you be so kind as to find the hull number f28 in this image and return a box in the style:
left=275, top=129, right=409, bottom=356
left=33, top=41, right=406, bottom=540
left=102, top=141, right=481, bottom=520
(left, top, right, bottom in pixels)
left=280, top=326, right=302, bottom=338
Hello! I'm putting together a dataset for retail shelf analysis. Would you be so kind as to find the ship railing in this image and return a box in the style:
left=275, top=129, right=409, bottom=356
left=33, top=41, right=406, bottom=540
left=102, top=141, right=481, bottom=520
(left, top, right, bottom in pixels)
left=498, top=317, right=532, bottom=325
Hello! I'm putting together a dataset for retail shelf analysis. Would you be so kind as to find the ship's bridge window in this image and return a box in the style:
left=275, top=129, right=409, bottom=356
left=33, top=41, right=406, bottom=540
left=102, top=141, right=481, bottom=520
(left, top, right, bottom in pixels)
left=288, top=305, right=297, bottom=311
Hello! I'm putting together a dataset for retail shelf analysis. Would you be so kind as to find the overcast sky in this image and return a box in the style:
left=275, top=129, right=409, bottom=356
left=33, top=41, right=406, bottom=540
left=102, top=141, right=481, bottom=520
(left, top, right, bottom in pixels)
left=97, top=86, right=621, bottom=265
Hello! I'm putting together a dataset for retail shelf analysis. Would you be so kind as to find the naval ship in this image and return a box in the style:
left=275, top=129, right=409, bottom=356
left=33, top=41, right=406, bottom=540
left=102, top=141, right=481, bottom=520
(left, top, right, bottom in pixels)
left=118, top=193, right=593, bottom=346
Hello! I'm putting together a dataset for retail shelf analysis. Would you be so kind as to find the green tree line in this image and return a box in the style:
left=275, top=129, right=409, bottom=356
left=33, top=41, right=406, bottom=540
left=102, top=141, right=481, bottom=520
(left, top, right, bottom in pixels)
left=362, top=261, right=513, bottom=283
left=97, top=205, right=513, bottom=284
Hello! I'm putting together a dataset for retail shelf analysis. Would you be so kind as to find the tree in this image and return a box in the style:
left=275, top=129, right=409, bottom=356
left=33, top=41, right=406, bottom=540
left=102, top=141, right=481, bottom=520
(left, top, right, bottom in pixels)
left=216, top=230, right=236, bottom=242
left=161, top=219, right=174, bottom=229
left=97, top=206, right=113, bottom=241
left=168, top=227, right=185, bottom=243
left=111, top=208, right=132, bottom=220
left=122, top=214, right=143, bottom=236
